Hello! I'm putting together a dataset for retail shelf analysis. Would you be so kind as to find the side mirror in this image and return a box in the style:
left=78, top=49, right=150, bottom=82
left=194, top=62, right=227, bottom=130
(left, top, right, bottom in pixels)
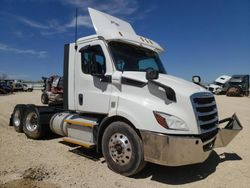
left=146, top=70, right=159, bottom=80
left=192, top=76, right=201, bottom=84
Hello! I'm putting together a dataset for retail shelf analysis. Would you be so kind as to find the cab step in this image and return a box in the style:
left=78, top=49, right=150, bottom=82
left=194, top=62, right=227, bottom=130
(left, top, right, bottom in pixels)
left=63, top=137, right=95, bottom=149
left=64, top=117, right=98, bottom=127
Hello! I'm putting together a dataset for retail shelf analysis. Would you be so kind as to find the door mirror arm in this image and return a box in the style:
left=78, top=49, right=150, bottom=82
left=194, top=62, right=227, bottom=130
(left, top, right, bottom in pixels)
left=146, top=70, right=159, bottom=80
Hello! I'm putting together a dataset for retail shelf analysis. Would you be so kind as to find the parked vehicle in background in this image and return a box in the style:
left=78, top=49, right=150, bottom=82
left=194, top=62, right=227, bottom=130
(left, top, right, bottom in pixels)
left=0, top=82, right=13, bottom=94
left=226, top=75, right=249, bottom=97
left=12, top=82, right=24, bottom=91
left=41, top=75, right=63, bottom=105
left=208, top=75, right=231, bottom=94
left=23, top=84, right=33, bottom=92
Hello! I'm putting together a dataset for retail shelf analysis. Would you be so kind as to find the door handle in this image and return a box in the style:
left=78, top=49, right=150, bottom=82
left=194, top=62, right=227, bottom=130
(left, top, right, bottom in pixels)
left=78, top=94, right=83, bottom=105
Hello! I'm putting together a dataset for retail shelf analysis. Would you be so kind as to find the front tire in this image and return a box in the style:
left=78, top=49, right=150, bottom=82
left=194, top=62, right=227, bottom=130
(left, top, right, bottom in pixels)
left=102, top=121, right=146, bottom=176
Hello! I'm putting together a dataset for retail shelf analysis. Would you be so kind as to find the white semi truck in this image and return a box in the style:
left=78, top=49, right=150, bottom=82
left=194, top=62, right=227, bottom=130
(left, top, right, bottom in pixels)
left=11, top=8, right=242, bottom=176
left=208, top=75, right=232, bottom=94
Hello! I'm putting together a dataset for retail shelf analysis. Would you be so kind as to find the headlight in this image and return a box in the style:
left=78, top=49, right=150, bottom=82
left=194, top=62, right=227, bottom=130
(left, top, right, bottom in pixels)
left=153, top=111, right=189, bottom=131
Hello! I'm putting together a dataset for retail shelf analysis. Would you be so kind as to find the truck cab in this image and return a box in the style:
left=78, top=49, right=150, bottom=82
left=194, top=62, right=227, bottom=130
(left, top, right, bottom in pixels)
left=208, top=75, right=231, bottom=94
left=62, top=8, right=242, bottom=171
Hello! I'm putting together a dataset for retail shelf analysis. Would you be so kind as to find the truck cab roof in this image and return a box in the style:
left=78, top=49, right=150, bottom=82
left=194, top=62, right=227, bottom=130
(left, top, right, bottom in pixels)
left=214, top=75, right=231, bottom=84
left=230, top=75, right=249, bottom=83
left=76, top=8, right=164, bottom=53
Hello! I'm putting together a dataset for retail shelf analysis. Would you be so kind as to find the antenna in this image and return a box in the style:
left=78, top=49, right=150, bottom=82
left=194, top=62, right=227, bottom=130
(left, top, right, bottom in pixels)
left=75, top=8, right=78, bottom=50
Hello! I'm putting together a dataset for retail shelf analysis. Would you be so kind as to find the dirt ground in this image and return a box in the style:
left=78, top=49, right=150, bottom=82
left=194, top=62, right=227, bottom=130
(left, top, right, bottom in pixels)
left=0, top=91, right=250, bottom=188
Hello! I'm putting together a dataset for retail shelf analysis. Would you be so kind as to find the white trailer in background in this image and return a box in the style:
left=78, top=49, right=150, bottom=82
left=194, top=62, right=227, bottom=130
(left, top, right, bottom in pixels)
left=10, top=8, right=242, bottom=176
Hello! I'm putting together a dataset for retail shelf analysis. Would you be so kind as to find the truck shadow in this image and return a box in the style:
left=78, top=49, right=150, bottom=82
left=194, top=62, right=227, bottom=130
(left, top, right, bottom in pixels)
left=57, top=139, right=242, bottom=184
left=133, top=151, right=242, bottom=185
left=59, top=141, right=103, bottom=161
left=40, top=133, right=62, bottom=140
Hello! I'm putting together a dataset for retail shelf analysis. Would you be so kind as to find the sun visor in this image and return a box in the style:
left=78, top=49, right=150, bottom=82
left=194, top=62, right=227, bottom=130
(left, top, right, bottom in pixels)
left=88, top=7, right=164, bottom=53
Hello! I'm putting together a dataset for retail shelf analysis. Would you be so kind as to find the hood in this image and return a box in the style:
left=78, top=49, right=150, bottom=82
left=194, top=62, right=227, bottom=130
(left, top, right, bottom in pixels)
left=121, top=72, right=206, bottom=97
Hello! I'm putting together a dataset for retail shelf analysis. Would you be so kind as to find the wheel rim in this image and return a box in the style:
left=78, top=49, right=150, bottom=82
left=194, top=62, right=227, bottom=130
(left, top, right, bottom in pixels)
left=26, top=112, right=38, bottom=132
left=108, top=133, right=132, bottom=166
left=13, top=110, right=21, bottom=127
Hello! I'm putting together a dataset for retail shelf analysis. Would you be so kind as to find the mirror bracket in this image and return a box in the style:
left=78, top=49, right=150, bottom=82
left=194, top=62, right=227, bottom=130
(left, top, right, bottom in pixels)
left=146, top=70, right=159, bottom=80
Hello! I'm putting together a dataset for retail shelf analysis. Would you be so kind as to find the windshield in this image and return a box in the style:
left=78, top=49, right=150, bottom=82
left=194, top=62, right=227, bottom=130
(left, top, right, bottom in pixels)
left=229, top=78, right=243, bottom=83
left=109, top=41, right=166, bottom=73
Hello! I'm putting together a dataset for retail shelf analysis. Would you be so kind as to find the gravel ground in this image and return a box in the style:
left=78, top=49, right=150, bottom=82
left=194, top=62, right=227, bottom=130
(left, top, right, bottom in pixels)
left=0, top=91, right=250, bottom=188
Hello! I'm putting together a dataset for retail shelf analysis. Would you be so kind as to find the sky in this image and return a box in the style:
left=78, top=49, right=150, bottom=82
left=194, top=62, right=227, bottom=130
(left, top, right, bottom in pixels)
left=0, top=0, right=249, bottom=83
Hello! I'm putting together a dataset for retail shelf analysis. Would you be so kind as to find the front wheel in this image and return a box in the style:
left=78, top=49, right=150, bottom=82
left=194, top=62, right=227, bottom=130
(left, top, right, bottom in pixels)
left=102, top=121, right=146, bottom=176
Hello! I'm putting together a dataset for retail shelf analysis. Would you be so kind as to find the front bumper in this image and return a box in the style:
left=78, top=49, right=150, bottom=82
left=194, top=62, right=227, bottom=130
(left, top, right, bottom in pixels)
left=140, top=114, right=242, bottom=166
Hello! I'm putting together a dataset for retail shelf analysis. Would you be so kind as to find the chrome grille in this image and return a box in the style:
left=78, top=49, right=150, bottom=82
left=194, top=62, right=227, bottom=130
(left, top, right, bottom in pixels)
left=191, top=93, right=218, bottom=133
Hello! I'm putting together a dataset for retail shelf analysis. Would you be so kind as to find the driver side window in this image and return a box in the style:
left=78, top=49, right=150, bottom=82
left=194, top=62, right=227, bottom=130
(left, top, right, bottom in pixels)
left=80, top=45, right=106, bottom=75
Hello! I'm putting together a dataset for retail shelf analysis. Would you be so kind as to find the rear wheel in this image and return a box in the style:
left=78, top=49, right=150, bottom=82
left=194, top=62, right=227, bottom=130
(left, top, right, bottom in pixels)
left=23, top=106, right=44, bottom=139
left=41, top=93, right=48, bottom=104
left=226, top=87, right=242, bottom=97
left=12, top=104, right=26, bottom=132
left=102, top=121, right=146, bottom=176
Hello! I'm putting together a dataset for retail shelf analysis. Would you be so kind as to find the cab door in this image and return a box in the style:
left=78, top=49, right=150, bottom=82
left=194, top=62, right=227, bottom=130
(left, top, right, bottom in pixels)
left=75, top=40, right=113, bottom=114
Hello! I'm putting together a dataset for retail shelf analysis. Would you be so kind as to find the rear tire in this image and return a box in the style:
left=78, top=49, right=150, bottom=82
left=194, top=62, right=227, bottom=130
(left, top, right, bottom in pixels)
left=41, top=93, right=49, bottom=104
left=226, top=87, right=242, bottom=97
left=102, top=121, right=146, bottom=176
left=12, top=104, right=26, bottom=133
left=23, top=106, right=44, bottom=139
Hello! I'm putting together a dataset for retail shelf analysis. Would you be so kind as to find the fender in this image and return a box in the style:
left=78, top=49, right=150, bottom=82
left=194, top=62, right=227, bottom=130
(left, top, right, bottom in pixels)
left=95, top=113, right=141, bottom=153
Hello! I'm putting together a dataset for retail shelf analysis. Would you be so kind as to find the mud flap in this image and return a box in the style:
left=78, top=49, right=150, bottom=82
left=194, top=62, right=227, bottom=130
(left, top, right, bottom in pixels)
left=215, top=113, right=243, bottom=148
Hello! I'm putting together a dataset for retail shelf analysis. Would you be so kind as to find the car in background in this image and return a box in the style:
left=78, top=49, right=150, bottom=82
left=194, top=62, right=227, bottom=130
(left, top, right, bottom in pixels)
left=12, top=82, right=24, bottom=91
left=0, top=82, right=13, bottom=94
left=22, top=84, right=33, bottom=92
